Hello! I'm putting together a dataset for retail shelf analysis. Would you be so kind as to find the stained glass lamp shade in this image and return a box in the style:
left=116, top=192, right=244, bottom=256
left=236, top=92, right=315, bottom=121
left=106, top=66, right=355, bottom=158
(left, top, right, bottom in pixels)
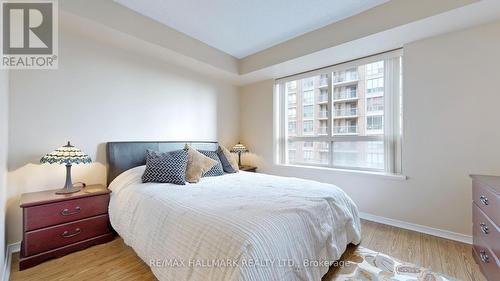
left=40, top=141, right=92, bottom=194
left=230, top=142, right=249, bottom=166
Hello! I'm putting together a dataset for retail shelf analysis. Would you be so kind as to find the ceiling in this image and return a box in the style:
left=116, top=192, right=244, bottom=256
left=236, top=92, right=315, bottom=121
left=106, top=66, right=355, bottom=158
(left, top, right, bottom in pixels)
left=115, top=0, right=388, bottom=59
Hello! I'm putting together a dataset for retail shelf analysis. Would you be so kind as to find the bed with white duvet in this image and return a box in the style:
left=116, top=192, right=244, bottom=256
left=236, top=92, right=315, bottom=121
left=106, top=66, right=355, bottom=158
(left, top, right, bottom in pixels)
left=108, top=166, right=361, bottom=281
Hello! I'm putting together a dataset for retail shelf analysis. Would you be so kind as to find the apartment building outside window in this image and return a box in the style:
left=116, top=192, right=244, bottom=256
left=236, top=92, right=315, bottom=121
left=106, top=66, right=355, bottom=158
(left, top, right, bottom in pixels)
left=288, top=121, right=296, bottom=134
left=303, top=105, right=313, bottom=118
left=303, top=90, right=314, bottom=104
left=275, top=50, right=402, bottom=173
left=303, top=120, right=314, bottom=134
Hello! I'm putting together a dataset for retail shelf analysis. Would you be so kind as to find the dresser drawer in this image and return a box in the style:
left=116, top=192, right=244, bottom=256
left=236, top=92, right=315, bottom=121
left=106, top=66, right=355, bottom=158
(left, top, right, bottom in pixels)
left=23, top=214, right=111, bottom=256
left=473, top=203, right=500, bottom=258
left=23, top=194, right=109, bottom=231
left=473, top=179, right=500, bottom=226
left=473, top=235, right=500, bottom=281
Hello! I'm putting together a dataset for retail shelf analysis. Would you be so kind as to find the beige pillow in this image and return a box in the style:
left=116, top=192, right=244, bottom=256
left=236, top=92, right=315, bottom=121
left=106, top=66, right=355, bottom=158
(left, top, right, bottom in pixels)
left=220, top=145, right=239, bottom=172
left=185, top=145, right=217, bottom=183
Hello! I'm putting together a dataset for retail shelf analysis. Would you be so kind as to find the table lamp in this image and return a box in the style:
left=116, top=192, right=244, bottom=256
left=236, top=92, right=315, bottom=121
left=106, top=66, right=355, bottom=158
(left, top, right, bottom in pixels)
left=40, top=141, right=92, bottom=194
left=230, top=142, right=249, bottom=167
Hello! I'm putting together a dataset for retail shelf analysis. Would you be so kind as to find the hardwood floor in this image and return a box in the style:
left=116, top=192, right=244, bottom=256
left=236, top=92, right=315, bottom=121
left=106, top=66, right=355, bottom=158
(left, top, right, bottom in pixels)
left=10, top=220, right=486, bottom=281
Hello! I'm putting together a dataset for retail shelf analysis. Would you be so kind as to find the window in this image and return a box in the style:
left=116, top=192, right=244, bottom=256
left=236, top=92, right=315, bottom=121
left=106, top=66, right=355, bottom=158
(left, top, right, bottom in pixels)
left=367, top=77, right=384, bottom=94
left=286, top=141, right=329, bottom=165
left=303, top=105, right=313, bottom=118
left=366, top=61, right=384, bottom=76
left=303, top=150, right=313, bottom=161
left=276, top=50, right=402, bottom=173
left=302, top=78, right=314, bottom=90
left=319, top=88, right=328, bottom=102
left=303, top=120, right=313, bottom=134
left=367, top=116, right=383, bottom=132
left=303, top=90, right=314, bottom=104
left=288, top=121, right=296, bottom=134
left=288, top=93, right=296, bottom=105
left=333, top=141, right=384, bottom=170
left=367, top=97, right=384, bottom=112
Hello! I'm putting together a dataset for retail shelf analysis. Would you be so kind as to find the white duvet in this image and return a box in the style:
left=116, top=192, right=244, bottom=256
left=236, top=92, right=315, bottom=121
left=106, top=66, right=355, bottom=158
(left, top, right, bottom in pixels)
left=109, top=166, right=361, bottom=281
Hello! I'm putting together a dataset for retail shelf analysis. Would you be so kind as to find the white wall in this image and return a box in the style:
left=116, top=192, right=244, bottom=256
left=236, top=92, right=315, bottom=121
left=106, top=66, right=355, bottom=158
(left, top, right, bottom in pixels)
left=0, top=70, right=9, bottom=278
left=6, top=13, right=239, bottom=244
left=239, top=20, right=500, bottom=236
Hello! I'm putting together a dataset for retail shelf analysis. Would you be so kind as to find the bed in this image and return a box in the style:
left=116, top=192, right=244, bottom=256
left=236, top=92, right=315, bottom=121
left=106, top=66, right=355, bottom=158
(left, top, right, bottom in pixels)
left=106, top=141, right=361, bottom=281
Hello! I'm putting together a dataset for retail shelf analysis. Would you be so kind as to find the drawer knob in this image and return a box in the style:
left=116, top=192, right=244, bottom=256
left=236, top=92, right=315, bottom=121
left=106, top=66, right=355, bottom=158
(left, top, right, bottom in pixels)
left=479, top=223, right=489, bottom=235
left=479, top=195, right=489, bottom=206
left=61, top=228, right=81, bottom=238
left=479, top=250, right=489, bottom=263
left=61, top=206, right=81, bottom=216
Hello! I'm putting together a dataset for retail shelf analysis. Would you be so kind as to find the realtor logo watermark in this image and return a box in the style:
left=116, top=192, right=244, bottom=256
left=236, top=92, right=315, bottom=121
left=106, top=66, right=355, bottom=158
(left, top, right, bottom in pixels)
left=1, top=0, right=58, bottom=69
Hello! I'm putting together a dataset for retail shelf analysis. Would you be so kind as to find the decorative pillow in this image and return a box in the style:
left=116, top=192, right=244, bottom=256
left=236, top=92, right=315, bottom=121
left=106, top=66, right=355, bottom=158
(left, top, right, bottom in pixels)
left=217, top=145, right=239, bottom=173
left=185, top=145, right=218, bottom=183
left=142, top=149, right=188, bottom=185
left=199, top=150, right=224, bottom=177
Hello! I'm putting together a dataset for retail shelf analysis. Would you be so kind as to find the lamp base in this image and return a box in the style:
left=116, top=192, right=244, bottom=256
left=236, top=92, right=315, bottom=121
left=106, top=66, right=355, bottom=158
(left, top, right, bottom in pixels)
left=55, top=186, right=81, bottom=195
left=55, top=163, right=80, bottom=194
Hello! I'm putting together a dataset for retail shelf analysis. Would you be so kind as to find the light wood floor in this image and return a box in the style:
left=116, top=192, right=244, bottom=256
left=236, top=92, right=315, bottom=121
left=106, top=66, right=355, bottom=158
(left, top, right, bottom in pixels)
left=10, top=220, right=486, bottom=281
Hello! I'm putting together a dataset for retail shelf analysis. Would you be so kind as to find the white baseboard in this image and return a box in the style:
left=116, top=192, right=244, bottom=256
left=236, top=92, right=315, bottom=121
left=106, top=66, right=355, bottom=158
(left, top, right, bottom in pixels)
left=359, top=212, right=472, bottom=244
left=2, top=242, right=21, bottom=281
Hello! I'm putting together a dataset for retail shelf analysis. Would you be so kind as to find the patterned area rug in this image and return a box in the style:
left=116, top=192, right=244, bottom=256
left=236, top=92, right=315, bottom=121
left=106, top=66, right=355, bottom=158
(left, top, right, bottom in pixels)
left=332, top=247, right=458, bottom=281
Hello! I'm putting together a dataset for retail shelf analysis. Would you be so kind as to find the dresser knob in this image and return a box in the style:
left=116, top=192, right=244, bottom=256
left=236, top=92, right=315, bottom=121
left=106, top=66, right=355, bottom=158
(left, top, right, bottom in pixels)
left=479, top=223, right=489, bottom=235
left=61, top=206, right=81, bottom=216
left=479, top=195, right=489, bottom=206
left=61, top=228, right=81, bottom=238
left=479, top=250, right=489, bottom=263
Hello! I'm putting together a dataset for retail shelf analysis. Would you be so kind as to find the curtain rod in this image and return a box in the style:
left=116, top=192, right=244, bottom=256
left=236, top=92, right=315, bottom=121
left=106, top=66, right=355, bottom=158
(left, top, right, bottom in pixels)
left=275, top=47, right=403, bottom=81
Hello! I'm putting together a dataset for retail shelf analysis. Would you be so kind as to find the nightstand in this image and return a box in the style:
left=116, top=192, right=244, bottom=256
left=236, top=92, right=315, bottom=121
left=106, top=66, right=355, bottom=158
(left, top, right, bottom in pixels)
left=19, top=184, right=114, bottom=270
left=240, top=165, right=257, bottom=172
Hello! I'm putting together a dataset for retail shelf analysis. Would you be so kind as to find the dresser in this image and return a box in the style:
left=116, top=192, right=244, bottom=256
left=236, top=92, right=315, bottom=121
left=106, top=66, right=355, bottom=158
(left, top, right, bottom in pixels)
left=19, top=185, right=114, bottom=270
left=470, top=175, right=500, bottom=281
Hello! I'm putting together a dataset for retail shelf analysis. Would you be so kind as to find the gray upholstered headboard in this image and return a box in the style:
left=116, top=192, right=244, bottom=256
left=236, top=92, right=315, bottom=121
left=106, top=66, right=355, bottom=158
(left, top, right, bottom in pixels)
left=106, top=141, right=218, bottom=186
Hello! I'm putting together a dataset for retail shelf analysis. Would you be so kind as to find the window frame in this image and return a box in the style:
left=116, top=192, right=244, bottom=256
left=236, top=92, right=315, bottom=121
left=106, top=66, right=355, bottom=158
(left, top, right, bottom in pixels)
left=274, top=49, right=403, bottom=174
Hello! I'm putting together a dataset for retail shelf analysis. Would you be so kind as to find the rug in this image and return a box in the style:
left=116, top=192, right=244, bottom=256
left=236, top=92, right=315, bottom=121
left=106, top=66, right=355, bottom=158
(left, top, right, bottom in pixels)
left=332, top=247, right=459, bottom=281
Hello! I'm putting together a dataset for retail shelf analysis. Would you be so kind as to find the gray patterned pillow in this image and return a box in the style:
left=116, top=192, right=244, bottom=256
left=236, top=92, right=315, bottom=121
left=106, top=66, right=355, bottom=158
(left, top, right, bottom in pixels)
left=217, top=146, right=237, bottom=173
left=199, top=150, right=224, bottom=177
left=142, top=149, right=188, bottom=185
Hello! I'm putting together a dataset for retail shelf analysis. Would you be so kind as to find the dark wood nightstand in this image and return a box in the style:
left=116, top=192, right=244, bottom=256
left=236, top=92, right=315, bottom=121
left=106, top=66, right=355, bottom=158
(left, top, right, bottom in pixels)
left=19, top=184, right=114, bottom=270
left=240, top=165, right=257, bottom=172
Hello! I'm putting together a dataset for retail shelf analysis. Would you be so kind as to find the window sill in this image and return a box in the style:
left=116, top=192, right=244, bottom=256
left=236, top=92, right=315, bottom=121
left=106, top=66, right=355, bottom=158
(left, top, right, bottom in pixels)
left=275, top=163, right=407, bottom=181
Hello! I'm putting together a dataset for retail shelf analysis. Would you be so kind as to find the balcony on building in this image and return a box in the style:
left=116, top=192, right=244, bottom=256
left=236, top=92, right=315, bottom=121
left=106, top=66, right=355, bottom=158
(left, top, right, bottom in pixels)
left=366, top=127, right=384, bottom=135
left=319, top=143, right=329, bottom=152
left=366, top=104, right=384, bottom=115
left=318, top=126, right=328, bottom=135
left=318, top=110, right=328, bottom=119
left=333, top=125, right=358, bottom=135
left=318, top=93, right=328, bottom=103
left=366, top=89, right=384, bottom=97
left=333, top=70, right=358, bottom=86
left=334, top=107, right=357, bottom=118
left=334, top=90, right=357, bottom=101
left=318, top=77, right=329, bottom=88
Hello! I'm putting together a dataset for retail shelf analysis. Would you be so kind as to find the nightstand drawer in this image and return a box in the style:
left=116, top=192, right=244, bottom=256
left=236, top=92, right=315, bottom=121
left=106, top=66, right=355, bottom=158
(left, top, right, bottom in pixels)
left=23, top=214, right=111, bottom=256
left=24, top=194, right=110, bottom=231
